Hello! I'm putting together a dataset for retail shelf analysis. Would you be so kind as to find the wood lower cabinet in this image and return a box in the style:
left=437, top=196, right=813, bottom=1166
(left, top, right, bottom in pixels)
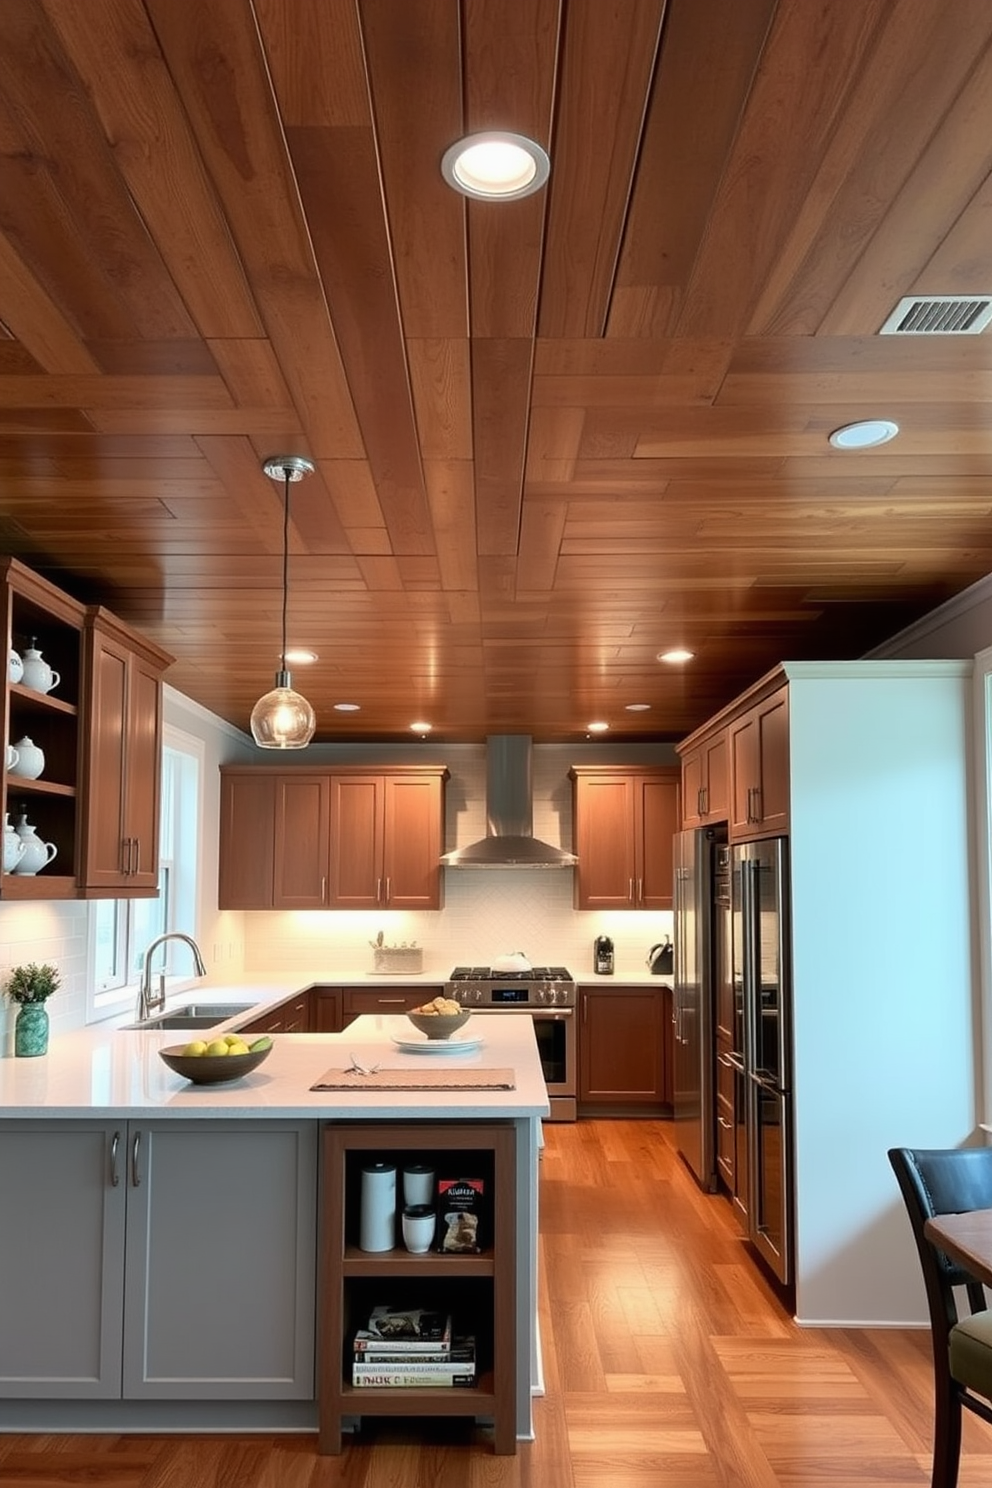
left=578, top=984, right=671, bottom=1111
left=341, top=985, right=436, bottom=1028
left=570, top=766, right=681, bottom=910
left=0, top=1120, right=317, bottom=1401
left=319, top=1121, right=517, bottom=1455
left=728, top=685, right=789, bottom=840
left=240, top=990, right=313, bottom=1034
left=328, top=769, right=447, bottom=910
left=218, top=765, right=447, bottom=912
left=310, top=986, right=342, bottom=1033
left=79, top=610, right=172, bottom=895
left=680, top=730, right=729, bottom=827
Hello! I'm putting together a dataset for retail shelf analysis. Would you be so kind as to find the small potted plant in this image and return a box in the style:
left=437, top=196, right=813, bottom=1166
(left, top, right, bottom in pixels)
left=5, top=961, right=60, bottom=1057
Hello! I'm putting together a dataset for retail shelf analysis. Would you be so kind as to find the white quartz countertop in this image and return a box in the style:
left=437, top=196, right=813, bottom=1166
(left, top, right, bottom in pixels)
left=0, top=998, right=550, bottom=1120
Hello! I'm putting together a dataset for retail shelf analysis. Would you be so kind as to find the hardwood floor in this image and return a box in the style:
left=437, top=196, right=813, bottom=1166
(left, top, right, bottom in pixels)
left=4, top=1118, right=991, bottom=1486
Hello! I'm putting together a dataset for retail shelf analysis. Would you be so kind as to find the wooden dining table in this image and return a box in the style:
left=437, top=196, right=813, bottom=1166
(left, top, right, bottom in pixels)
left=924, top=1208, right=992, bottom=1286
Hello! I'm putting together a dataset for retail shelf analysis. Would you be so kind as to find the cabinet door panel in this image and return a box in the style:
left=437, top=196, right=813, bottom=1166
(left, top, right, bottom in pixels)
left=383, top=774, right=443, bottom=908
left=638, top=776, right=680, bottom=908
left=756, top=691, right=789, bottom=833
left=329, top=775, right=382, bottom=908
left=579, top=987, right=665, bottom=1103
left=0, top=1121, right=125, bottom=1397
left=123, top=655, right=164, bottom=888
left=123, top=1122, right=317, bottom=1399
left=81, top=636, right=128, bottom=885
left=572, top=776, right=635, bottom=909
left=219, top=773, right=276, bottom=908
left=274, top=775, right=329, bottom=908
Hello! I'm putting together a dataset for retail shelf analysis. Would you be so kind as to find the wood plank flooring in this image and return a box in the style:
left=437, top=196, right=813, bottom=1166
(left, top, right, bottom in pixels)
left=4, top=1118, right=992, bottom=1486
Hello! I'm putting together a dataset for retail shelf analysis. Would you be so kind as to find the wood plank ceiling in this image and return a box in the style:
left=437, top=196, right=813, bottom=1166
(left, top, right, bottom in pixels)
left=2, top=0, right=992, bottom=742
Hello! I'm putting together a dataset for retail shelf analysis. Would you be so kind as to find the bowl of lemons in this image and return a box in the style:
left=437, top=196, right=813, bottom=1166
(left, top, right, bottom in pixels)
left=406, top=996, right=472, bottom=1040
left=158, top=1032, right=273, bottom=1084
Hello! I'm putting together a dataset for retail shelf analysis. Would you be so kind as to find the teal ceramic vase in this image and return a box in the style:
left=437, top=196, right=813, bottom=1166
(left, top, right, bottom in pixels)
left=14, top=1002, right=49, bottom=1057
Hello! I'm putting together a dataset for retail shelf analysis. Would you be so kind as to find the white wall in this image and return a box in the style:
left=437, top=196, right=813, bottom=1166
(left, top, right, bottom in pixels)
left=787, top=663, right=978, bottom=1324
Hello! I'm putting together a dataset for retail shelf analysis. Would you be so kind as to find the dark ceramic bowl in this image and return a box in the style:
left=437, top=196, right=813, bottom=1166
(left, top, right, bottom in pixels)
left=158, top=1041, right=272, bottom=1085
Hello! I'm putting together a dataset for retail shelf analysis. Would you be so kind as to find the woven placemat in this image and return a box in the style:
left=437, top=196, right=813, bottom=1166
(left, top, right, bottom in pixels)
left=311, top=1066, right=515, bottom=1092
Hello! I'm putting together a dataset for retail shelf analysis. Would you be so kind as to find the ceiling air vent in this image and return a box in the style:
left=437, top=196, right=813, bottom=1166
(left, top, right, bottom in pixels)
left=879, top=295, right=992, bottom=335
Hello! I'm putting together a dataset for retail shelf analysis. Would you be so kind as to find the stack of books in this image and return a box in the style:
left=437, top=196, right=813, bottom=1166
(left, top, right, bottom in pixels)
left=350, top=1306, right=476, bottom=1388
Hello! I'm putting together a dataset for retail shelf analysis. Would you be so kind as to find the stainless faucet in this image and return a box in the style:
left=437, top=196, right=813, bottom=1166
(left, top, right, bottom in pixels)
left=136, top=932, right=207, bottom=1021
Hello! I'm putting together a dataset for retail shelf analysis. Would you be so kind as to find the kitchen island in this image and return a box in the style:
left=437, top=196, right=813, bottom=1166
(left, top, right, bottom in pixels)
left=0, top=1006, right=548, bottom=1450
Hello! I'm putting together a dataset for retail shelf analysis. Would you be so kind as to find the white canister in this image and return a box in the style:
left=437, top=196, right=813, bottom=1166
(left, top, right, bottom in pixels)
left=8, top=737, right=44, bottom=780
left=402, top=1163, right=435, bottom=1207
left=8, top=649, right=22, bottom=684
left=359, top=1162, right=397, bottom=1252
left=19, top=643, right=59, bottom=695
left=12, top=821, right=57, bottom=875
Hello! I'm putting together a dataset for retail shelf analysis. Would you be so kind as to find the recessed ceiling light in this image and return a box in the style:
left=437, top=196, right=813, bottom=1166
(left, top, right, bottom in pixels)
left=333, top=702, right=360, bottom=713
left=410, top=721, right=432, bottom=734
left=625, top=703, right=651, bottom=712
left=657, top=649, right=694, bottom=664
left=283, top=648, right=317, bottom=665
left=828, top=419, right=899, bottom=449
left=440, top=132, right=550, bottom=200
left=586, top=721, right=609, bottom=733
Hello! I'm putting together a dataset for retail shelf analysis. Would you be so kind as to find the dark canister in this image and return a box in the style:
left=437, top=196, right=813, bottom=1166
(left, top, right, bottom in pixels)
left=594, top=935, right=614, bottom=974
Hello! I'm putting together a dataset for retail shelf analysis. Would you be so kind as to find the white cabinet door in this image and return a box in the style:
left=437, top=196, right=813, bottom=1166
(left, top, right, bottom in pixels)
left=122, top=1121, right=317, bottom=1399
left=0, top=1121, right=126, bottom=1397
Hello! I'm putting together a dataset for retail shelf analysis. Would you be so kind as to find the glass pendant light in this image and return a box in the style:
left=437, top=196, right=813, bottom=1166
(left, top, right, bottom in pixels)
left=250, top=456, right=317, bottom=748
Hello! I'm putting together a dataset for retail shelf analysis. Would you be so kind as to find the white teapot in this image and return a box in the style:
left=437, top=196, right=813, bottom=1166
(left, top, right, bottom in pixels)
left=2, top=813, right=25, bottom=873
left=12, top=816, right=57, bottom=875
left=8, top=648, right=23, bottom=684
left=20, top=642, right=59, bottom=695
left=8, top=736, right=44, bottom=780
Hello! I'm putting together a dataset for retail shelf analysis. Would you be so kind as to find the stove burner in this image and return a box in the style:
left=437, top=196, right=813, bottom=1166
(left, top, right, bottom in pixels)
left=449, top=965, right=573, bottom=981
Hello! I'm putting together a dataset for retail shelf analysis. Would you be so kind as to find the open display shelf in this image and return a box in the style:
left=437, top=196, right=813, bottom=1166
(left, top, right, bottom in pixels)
left=319, top=1121, right=517, bottom=1455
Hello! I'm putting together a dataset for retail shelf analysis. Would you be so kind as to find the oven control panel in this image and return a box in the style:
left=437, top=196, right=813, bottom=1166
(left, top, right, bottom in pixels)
left=444, top=968, right=577, bottom=1009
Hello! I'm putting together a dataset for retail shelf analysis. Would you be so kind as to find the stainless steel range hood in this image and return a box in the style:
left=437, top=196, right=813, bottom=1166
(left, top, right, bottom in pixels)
left=440, top=735, right=578, bottom=868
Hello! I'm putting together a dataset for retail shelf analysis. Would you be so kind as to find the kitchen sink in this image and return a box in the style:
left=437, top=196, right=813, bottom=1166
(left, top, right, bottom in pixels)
left=121, top=1001, right=257, bottom=1032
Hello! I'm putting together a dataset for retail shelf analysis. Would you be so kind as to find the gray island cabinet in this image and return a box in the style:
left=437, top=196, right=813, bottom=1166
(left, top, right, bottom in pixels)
left=0, top=1119, right=316, bottom=1401
left=0, top=1006, right=547, bottom=1446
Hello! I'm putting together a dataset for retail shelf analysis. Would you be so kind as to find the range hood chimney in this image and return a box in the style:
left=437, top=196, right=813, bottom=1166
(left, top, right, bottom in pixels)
left=440, top=735, right=578, bottom=868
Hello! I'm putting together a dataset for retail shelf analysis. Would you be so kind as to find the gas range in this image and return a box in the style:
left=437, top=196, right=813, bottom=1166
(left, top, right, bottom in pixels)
left=444, top=965, right=577, bottom=1008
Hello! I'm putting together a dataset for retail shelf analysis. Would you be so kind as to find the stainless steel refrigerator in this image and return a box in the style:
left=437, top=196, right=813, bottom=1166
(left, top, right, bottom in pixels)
left=672, top=826, right=721, bottom=1190
left=731, top=837, right=793, bottom=1286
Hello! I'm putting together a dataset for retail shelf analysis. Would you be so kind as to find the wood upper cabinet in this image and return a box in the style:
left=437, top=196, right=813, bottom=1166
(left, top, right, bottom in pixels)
left=728, top=685, right=789, bottom=840
left=578, top=984, right=670, bottom=1108
left=680, top=730, right=729, bottom=827
left=218, top=764, right=447, bottom=911
left=79, top=610, right=172, bottom=895
left=218, top=770, right=330, bottom=909
left=328, top=767, right=447, bottom=910
left=570, top=766, right=680, bottom=910
left=2, top=558, right=85, bottom=900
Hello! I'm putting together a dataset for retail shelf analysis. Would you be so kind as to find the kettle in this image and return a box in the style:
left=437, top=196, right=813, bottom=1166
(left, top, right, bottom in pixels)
left=594, top=935, right=614, bottom=975
left=648, top=936, right=673, bottom=974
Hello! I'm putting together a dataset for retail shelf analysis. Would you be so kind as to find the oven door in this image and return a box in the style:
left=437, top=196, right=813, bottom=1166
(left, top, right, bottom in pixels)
left=530, top=1009, right=576, bottom=1122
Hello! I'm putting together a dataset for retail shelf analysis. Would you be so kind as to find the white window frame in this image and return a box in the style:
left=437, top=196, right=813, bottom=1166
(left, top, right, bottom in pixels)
left=86, top=723, right=204, bottom=1021
left=974, top=645, right=992, bottom=1125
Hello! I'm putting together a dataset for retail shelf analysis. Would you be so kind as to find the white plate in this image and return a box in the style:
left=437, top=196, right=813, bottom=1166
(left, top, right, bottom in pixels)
left=390, top=1031, right=485, bottom=1055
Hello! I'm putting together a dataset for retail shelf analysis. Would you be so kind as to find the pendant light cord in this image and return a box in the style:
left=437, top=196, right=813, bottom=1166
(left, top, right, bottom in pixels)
left=280, top=466, right=290, bottom=669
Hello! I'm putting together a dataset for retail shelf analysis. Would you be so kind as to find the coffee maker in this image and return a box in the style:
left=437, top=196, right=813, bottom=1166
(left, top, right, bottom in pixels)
left=594, top=935, right=614, bottom=975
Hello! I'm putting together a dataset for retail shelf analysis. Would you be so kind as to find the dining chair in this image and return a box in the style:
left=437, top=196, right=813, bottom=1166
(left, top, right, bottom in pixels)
left=888, top=1146, right=992, bottom=1488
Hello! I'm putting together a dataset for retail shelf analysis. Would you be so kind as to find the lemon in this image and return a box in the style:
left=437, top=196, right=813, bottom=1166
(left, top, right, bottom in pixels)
left=182, top=1039, right=208, bottom=1057
left=205, top=1038, right=229, bottom=1056
left=226, top=1039, right=250, bottom=1055
left=223, top=1033, right=242, bottom=1046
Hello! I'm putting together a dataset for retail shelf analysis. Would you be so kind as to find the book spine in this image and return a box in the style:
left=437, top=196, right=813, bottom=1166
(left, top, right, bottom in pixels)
left=351, top=1351, right=473, bottom=1366
left=353, top=1340, right=453, bottom=1354
left=351, top=1369, right=476, bottom=1388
